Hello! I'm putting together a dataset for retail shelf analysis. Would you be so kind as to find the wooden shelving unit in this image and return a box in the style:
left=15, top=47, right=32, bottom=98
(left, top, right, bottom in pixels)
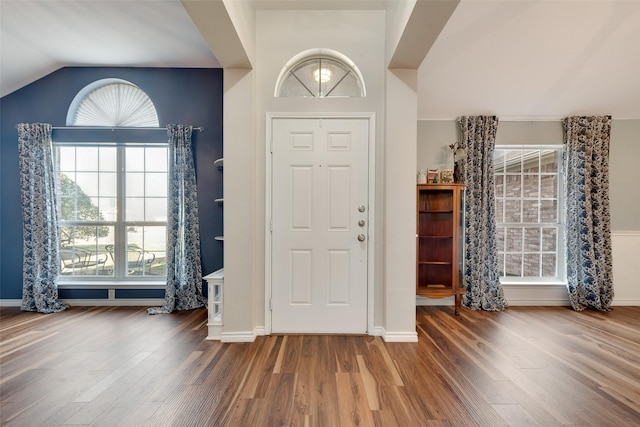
left=416, top=183, right=465, bottom=315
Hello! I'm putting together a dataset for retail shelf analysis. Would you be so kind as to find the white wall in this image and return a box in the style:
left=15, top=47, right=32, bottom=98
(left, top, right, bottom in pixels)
left=222, top=68, right=258, bottom=342
left=416, top=119, right=640, bottom=306
left=251, top=9, right=417, bottom=338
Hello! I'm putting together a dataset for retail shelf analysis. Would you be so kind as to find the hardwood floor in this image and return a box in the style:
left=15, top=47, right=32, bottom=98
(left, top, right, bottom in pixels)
left=1, top=305, right=639, bottom=426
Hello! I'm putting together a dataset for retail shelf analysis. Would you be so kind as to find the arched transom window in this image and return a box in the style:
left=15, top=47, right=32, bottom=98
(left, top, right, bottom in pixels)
left=275, top=49, right=366, bottom=98
left=66, top=78, right=159, bottom=127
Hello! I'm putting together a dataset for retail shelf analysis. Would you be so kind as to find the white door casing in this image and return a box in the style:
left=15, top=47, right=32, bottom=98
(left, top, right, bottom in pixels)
left=267, top=115, right=373, bottom=334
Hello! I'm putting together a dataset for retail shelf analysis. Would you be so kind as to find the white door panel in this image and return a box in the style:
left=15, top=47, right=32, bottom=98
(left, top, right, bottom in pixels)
left=271, top=118, right=368, bottom=333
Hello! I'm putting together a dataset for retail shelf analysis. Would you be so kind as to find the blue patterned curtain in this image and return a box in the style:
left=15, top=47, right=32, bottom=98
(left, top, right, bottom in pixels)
left=149, top=125, right=206, bottom=314
left=459, top=116, right=508, bottom=311
left=17, top=123, right=68, bottom=313
left=563, top=116, right=613, bottom=311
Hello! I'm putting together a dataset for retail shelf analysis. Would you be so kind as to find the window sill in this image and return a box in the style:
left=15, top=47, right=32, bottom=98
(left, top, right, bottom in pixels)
left=499, top=280, right=567, bottom=287
left=58, top=280, right=166, bottom=289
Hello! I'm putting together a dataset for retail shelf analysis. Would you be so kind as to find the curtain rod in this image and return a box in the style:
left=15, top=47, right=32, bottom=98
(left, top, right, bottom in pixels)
left=51, top=126, right=204, bottom=131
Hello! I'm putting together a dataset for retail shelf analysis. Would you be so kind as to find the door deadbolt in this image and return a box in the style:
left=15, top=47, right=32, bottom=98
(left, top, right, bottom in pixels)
left=357, top=234, right=366, bottom=242
left=358, top=205, right=366, bottom=213
left=358, top=220, right=366, bottom=227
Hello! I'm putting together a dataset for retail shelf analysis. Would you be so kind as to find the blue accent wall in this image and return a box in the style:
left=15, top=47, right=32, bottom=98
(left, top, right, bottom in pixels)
left=0, top=67, right=223, bottom=300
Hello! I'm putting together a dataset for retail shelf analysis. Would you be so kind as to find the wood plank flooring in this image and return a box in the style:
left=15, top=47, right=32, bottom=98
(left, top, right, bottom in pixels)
left=1, top=305, right=639, bottom=426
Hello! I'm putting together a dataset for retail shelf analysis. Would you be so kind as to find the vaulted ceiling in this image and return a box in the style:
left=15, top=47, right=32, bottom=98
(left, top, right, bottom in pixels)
left=2, top=0, right=639, bottom=119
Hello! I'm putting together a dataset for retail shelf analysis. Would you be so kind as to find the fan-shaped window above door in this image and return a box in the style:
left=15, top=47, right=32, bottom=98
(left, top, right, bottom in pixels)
left=275, top=49, right=366, bottom=98
left=66, top=79, right=159, bottom=127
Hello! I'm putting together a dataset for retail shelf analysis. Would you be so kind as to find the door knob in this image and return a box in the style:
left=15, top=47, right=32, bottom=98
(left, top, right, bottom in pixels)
left=358, top=220, right=366, bottom=227
left=358, top=205, right=366, bottom=212
left=357, top=234, right=366, bottom=242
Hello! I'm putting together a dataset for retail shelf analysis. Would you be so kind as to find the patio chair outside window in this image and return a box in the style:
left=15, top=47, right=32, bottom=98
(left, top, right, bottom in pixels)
left=60, top=248, right=107, bottom=275
left=104, top=244, right=156, bottom=275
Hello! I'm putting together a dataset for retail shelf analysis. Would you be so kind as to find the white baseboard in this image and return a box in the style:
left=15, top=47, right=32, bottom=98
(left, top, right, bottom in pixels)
left=220, top=330, right=258, bottom=343
left=61, top=299, right=165, bottom=307
left=380, top=328, right=418, bottom=342
left=0, top=299, right=21, bottom=307
left=611, top=299, right=640, bottom=306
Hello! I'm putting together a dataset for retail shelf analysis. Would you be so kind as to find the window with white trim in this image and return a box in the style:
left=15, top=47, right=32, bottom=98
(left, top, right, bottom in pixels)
left=494, top=146, right=565, bottom=283
left=56, top=80, right=167, bottom=282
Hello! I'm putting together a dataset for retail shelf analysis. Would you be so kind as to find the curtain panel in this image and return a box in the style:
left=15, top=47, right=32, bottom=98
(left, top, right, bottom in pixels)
left=149, top=125, right=206, bottom=314
left=17, top=123, right=68, bottom=313
left=563, top=116, right=614, bottom=311
left=459, top=116, right=508, bottom=311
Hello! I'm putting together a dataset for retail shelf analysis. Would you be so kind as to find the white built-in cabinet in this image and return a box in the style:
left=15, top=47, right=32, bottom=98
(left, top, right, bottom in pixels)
left=205, top=158, right=224, bottom=340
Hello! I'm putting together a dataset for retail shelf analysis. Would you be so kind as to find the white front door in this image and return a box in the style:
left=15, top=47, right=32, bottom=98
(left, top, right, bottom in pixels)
left=271, top=117, right=369, bottom=334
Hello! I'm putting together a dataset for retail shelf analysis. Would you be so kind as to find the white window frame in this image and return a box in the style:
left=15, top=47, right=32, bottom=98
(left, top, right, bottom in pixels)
left=54, top=140, right=168, bottom=289
left=494, top=145, right=566, bottom=286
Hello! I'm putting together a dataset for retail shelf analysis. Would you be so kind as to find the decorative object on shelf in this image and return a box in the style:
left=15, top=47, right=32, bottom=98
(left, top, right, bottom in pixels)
left=440, top=169, right=454, bottom=183
left=417, top=169, right=427, bottom=184
left=448, top=142, right=466, bottom=183
left=427, top=168, right=439, bottom=183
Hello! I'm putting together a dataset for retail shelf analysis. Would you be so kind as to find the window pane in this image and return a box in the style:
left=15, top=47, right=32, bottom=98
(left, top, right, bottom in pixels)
left=145, top=147, right=168, bottom=172
left=126, top=197, right=144, bottom=221
left=495, top=174, right=504, bottom=197
left=496, top=227, right=505, bottom=251
left=145, top=198, right=167, bottom=221
left=126, top=172, right=145, bottom=197
left=99, top=197, right=117, bottom=222
left=127, top=226, right=166, bottom=277
left=126, top=147, right=145, bottom=172
left=99, top=172, right=117, bottom=197
left=505, top=254, right=522, bottom=277
left=76, top=147, right=99, bottom=171
left=505, top=175, right=521, bottom=197
left=76, top=172, right=99, bottom=197
left=99, top=147, right=117, bottom=172
left=505, top=150, right=522, bottom=173
left=523, top=253, right=541, bottom=277
left=524, top=228, right=541, bottom=252
left=540, top=174, right=558, bottom=198
left=522, top=200, right=539, bottom=223
left=540, top=200, right=557, bottom=222
left=145, top=173, right=167, bottom=197
left=505, top=199, right=521, bottom=222
left=542, top=228, right=557, bottom=251
left=495, top=199, right=504, bottom=222
left=542, top=254, right=557, bottom=277
left=58, top=147, right=76, bottom=171
left=540, top=150, right=558, bottom=172
left=522, top=150, right=540, bottom=173
left=522, top=174, right=539, bottom=197
left=506, top=228, right=522, bottom=252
